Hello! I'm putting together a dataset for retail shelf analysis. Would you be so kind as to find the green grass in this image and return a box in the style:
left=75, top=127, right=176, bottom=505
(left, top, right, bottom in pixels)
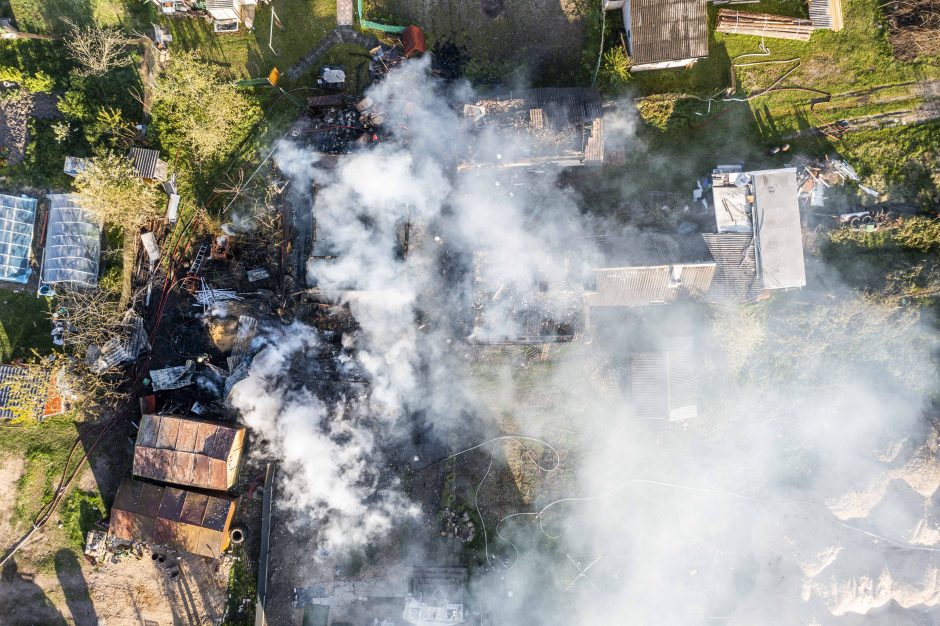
left=7, top=0, right=128, bottom=33
left=59, top=488, right=105, bottom=550
left=0, top=290, right=52, bottom=360
left=223, top=545, right=257, bottom=625
left=0, top=414, right=80, bottom=530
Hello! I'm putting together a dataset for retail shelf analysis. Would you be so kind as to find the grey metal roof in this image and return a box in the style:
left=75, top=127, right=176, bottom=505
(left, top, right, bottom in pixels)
left=702, top=233, right=761, bottom=303
left=587, top=264, right=715, bottom=307
left=752, top=169, right=806, bottom=289
left=42, top=194, right=101, bottom=287
left=595, top=233, right=714, bottom=269
left=586, top=233, right=716, bottom=307
left=629, top=0, right=709, bottom=65
left=128, top=147, right=167, bottom=180
left=630, top=336, right=697, bottom=421
left=0, top=194, right=37, bottom=284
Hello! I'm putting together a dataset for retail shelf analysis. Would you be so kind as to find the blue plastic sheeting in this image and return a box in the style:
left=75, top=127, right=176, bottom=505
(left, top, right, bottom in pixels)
left=0, top=194, right=38, bottom=284
left=42, top=194, right=101, bottom=287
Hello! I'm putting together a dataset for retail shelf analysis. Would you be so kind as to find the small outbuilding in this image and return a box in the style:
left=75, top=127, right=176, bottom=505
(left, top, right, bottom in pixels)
left=623, top=0, right=709, bottom=71
left=709, top=167, right=806, bottom=292
left=108, top=478, right=237, bottom=558
left=402, top=25, right=426, bottom=58
left=630, top=336, right=697, bottom=421
left=41, top=194, right=101, bottom=289
left=0, top=194, right=37, bottom=284
left=128, top=147, right=169, bottom=182
left=133, top=413, right=246, bottom=491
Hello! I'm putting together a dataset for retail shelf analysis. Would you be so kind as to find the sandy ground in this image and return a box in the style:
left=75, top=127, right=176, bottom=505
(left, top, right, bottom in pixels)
left=0, top=463, right=230, bottom=626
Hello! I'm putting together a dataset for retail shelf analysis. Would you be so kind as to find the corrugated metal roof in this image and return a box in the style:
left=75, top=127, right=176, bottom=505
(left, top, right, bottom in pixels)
left=128, top=148, right=167, bottom=181
left=752, top=169, right=806, bottom=289
left=587, top=233, right=715, bottom=307
left=702, top=233, right=762, bottom=303
left=108, top=478, right=236, bottom=558
left=133, top=414, right=245, bottom=490
left=587, top=264, right=715, bottom=307
left=42, top=194, right=101, bottom=287
left=630, top=337, right=697, bottom=421
left=0, top=194, right=37, bottom=284
left=629, top=0, right=709, bottom=65
left=596, top=233, right=714, bottom=268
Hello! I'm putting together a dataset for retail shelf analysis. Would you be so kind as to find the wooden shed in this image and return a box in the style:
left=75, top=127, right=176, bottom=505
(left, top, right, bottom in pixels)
left=133, top=414, right=246, bottom=491
left=108, top=478, right=236, bottom=558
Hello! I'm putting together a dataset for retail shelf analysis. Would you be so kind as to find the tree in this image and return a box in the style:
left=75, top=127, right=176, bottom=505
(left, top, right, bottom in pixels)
left=62, top=19, right=137, bottom=78
left=73, top=152, right=163, bottom=306
left=151, top=51, right=262, bottom=164
left=73, top=151, right=162, bottom=228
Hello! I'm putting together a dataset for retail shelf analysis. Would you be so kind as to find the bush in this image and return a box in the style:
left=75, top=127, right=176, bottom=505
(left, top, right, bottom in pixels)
left=893, top=216, right=940, bottom=252
left=599, top=46, right=631, bottom=88
left=59, top=489, right=106, bottom=549
left=23, top=71, right=55, bottom=93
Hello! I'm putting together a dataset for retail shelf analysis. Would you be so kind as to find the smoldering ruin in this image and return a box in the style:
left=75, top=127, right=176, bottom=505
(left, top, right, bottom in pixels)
left=188, top=55, right=940, bottom=626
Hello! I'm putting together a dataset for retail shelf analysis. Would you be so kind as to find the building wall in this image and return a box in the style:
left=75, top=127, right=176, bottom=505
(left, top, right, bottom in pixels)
left=631, top=57, right=701, bottom=72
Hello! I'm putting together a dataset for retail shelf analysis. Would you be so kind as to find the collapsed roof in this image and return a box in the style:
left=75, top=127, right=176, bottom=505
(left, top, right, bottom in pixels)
left=108, top=478, right=236, bottom=558
left=42, top=194, right=101, bottom=287
left=0, top=194, right=37, bottom=284
left=133, top=413, right=246, bottom=491
left=460, top=88, right=604, bottom=169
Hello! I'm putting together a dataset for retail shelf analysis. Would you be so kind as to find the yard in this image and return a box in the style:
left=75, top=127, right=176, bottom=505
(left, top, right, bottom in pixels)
left=5, top=0, right=344, bottom=79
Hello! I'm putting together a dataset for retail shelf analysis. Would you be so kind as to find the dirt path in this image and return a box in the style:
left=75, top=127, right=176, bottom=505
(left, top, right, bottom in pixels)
left=0, top=457, right=25, bottom=548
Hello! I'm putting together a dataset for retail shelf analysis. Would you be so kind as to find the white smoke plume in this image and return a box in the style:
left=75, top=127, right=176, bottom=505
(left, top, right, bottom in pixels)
left=232, top=56, right=940, bottom=624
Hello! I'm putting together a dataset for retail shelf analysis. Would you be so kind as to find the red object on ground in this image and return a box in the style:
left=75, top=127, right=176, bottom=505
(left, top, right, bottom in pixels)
left=402, top=25, right=426, bottom=58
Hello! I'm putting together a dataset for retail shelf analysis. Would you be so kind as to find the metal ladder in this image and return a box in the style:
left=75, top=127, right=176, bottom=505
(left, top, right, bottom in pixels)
left=188, top=241, right=210, bottom=277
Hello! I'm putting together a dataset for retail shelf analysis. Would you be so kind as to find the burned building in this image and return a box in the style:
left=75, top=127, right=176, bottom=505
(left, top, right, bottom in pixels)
left=459, top=88, right=605, bottom=170
left=470, top=249, right=585, bottom=344
left=585, top=233, right=716, bottom=308
left=706, top=167, right=806, bottom=299
left=133, top=413, right=246, bottom=491
left=108, top=478, right=237, bottom=558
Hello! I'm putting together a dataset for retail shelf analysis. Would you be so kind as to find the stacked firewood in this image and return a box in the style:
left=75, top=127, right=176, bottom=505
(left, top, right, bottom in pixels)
left=716, top=9, right=815, bottom=41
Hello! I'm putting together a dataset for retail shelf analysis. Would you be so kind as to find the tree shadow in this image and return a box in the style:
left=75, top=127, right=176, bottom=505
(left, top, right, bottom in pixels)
left=0, top=559, right=68, bottom=625
left=54, top=549, right=98, bottom=625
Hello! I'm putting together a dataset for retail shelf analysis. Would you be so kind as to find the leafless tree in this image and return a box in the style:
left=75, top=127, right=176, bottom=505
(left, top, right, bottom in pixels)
left=62, top=18, right=138, bottom=77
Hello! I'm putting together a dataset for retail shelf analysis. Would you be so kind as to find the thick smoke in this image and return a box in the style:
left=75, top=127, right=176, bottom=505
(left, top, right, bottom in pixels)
left=232, top=56, right=940, bottom=623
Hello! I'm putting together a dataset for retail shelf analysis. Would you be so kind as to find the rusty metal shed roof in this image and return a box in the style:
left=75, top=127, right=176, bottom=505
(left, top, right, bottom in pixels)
left=133, top=414, right=245, bottom=491
left=109, top=478, right=235, bottom=558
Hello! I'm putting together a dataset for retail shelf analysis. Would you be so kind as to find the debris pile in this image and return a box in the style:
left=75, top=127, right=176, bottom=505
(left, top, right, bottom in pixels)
left=438, top=508, right=476, bottom=543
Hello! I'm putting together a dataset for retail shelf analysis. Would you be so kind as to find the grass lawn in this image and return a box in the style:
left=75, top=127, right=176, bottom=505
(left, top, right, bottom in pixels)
left=625, top=0, right=940, bottom=142
left=0, top=289, right=52, bottom=361
left=7, top=0, right=344, bottom=80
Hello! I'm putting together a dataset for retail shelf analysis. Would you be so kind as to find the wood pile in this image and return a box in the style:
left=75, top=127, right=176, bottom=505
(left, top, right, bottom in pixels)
left=716, top=9, right=815, bottom=41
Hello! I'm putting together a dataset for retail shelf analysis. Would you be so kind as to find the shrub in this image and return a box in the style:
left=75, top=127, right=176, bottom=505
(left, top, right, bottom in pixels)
left=893, top=216, right=940, bottom=252
left=23, top=71, right=55, bottom=93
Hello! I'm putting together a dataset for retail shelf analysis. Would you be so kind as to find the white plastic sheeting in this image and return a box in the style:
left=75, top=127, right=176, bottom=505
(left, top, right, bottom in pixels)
left=0, top=194, right=37, bottom=284
left=42, top=194, right=101, bottom=287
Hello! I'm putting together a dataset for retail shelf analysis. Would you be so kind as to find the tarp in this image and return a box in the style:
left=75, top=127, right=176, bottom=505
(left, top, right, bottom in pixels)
left=42, top=194, right=101, bottom=287
left=0, top=194, right=37, bottom=284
